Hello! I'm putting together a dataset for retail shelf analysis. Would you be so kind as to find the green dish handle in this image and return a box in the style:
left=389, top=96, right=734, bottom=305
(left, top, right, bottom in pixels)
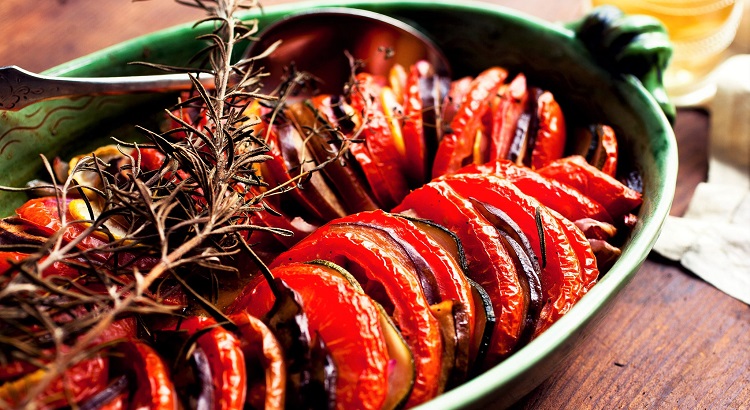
left=567, top=5, right=675, bottom=124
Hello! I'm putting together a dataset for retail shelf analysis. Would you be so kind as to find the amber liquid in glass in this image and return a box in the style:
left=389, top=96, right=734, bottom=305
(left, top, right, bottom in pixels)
left=589, top=0, right=744, bottom=105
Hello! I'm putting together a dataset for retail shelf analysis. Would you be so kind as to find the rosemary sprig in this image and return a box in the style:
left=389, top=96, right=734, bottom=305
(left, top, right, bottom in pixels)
left=0, top=1, right=386, bottom=406
left=0, top=0, right=301, bottom=406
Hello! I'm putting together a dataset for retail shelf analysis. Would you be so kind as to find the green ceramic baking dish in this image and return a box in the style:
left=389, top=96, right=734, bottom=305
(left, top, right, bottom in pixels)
left=0, top=0, right=677, bottom=408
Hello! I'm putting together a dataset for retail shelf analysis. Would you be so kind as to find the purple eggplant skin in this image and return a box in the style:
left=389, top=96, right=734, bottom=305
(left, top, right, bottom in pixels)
left=467, top=198, right=543, bottom=349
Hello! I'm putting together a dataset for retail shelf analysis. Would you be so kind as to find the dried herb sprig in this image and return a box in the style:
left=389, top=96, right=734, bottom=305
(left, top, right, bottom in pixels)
left=0, top=0, right=320, bottom=406
left=0, top=1, right=388, bottom=406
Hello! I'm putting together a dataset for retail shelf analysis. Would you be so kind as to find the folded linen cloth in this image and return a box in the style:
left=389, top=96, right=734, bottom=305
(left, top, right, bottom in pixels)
left=653, top=54, right=750, bottom=305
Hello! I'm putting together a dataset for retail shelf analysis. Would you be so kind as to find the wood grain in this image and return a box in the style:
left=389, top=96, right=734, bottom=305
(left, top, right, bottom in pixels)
left=514, top=109, right=750, bottom=409
left=1, top=1, right=748, bottom=409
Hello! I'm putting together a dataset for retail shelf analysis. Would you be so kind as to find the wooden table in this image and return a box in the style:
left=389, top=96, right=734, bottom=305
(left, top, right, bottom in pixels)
left=2, top=1, right=748, bottom=409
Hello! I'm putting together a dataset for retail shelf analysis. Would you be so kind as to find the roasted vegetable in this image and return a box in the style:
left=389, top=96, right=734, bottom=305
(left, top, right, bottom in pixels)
left=0, top=58, right=643, bottom=409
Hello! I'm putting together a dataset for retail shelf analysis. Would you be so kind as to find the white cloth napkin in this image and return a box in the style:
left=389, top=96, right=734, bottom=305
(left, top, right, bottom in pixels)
left=653, top=54, right=750, bottom=305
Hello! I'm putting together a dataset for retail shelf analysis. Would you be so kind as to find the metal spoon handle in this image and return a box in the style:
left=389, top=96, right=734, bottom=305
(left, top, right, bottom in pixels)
left=0, top=66, right=214, bottom=111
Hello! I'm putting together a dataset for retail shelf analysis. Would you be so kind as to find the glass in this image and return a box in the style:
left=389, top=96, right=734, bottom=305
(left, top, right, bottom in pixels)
left=588, top=0, right=745, bottom=106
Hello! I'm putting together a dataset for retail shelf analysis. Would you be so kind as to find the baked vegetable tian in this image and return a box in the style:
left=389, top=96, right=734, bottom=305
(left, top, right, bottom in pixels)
left=0, top=4, right=643, bottom=409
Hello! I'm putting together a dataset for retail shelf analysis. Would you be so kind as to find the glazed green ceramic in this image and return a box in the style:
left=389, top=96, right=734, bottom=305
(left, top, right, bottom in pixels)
left=0, top=1, right=677, bottom=408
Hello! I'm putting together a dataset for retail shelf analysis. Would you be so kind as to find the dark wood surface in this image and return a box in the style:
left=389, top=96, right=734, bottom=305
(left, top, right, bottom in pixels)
left=2, top=1, right=748, bottom=409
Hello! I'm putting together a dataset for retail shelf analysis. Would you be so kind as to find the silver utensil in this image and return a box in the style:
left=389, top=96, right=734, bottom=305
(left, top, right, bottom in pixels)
left=0, top=8, right=450, bottom=111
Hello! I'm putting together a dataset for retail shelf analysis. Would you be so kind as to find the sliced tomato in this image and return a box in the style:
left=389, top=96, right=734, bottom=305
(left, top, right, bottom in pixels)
left=110, top=340, right=178, bottom=410
left=548, top=209, right=600, bottom=294
left=441, top=76, right=473, bottom=127
left=230, top=312, right=286, bottom=410
left=393, top=183, right=525, bottom=366
left=348, top=73, right=410, bottom=207
left=432, top=67, right=508, bottom=178
left=598, top=125, right=618, bottom=176
left=529, top=90, right=566, bottom=169
left=464, top=197, right=543, bottom=348
left=176, top=316, right=247, bottom=410
left=348, top=72, right=387, bottom=110
left=461, top=160, right=614, bottom=223
left=0, top=311, right=134, bottom=388
left=15, top=197, right=105, bottom=250
left=136, top=147, right=169, bottom=173
left=245, top=206, right=318, bottom=252
left=400, top=61, right=429, bottom=186
left=133, top=147, right=192, bottom=186
left=286, top=101, right=379, bottom=214
left=233, top=262, right=390, bottom=410
left=0, top=251, right=86, bottom=282
left=14, top=198, right=158, bottom=273
left=570, top=124, right=619, bottom=176
left=0, top=354, right=108, bottom=409
left=538, top=155, right=642, bottom=220
left=263, top=120, right=348, bottom=222
left=488, top=73, right=528, bottom=163
left=243, top=185, right=318, bottom=252
left=348, top=141, right=398, bottom=208
left=437, top=174, right=586, bottom=335
left=270, top=224, right=443, bottom=407
left=309, top=94, right=404, bottom=209
left=304, top=260, right=416, bottom=410
left=334, top=210, right=476, bottom=385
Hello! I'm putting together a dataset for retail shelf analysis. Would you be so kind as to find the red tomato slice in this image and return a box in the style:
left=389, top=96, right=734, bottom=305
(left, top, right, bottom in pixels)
left=0, top=251, right=87, bottom=281
left=230, top=312, right=286, bottom=410
left=538, top=155, right=642, bottom=220
left=0, top=303, right=134, bottom=387
left=488, top=73, right=528, bottom=163
left=441, top=76, right=473, bottom=126
left=393, top=183, right=525, bottom=366
left=548, top=209, right=599, bottom=294
left=529, top=90, right=566, bottom=169
left=0, top=355, right=108, bottom=409
left=110, top=340, right=178, bottom=410
left=333, top=210, right=476, bottom=382
left=335, top=210, right=476, bottom=333
left=270, top=225, right=442, bottom=407
left=461, top=160, right=614, bottom=223
left=400, top=62, right=429, bottom=186
left=177, top=316, right=247, bottom=410
left=598, top=125, right=618, bottom=176
left=15, top=197, right=105, bottom=251
left=245, top=206, right=317, bottom=252
left=263, top=120, right=348, bottom=222
left=234, top=263, right=390, bottom=410
left=134, top=147, right=192, bottom=186
left=242, top=185, right=318, bottom=252
left=14, top=198, right=158, bottom=273
left=349, top=73, right=411, bottom=206
left=437, top=174, right=585, bottom=335
left=349, top=141, right=399, bottom=208
left=287, top=101, right=380, bottom=215
left=310, top=93, right=404, bottom=209
left=136, top=147, right=168, bottom=173
left=432, top=67, right=508, bottom=178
